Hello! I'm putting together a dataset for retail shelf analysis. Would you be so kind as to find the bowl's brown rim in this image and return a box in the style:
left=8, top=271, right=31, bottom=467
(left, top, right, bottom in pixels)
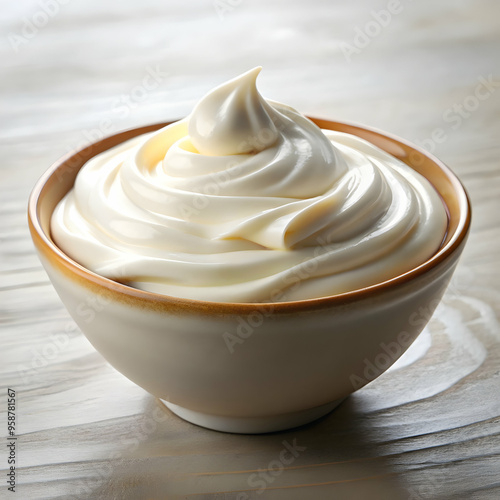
left=28, top=118, right=472, bottom=314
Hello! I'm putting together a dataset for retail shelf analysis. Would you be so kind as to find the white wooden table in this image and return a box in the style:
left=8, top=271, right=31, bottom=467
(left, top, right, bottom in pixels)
left=1, top=1, right=500, bottom=498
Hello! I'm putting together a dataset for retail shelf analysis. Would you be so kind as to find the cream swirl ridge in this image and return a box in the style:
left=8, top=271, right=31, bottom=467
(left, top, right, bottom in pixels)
left=51, top=68, right=447, bottom=302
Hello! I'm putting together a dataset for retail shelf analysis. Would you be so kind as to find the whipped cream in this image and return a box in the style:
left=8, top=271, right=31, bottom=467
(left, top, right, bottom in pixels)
left=51, top=67, right=447, bottom=303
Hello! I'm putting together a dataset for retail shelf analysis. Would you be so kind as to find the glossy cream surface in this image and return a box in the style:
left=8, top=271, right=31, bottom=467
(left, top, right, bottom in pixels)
left=51, top=68, right=447, bottom=302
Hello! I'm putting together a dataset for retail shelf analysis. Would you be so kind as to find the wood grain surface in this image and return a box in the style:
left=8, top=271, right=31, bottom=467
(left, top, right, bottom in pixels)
left=1, top=1, right=500, bottom=498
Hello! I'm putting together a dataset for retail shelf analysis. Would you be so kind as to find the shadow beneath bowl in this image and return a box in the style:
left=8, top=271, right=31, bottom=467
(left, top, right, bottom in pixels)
left=90, top=394, right=410, bottom=499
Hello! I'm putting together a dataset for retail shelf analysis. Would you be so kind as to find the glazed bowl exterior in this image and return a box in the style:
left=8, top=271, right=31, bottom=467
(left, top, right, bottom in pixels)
left=28, top=119, right=471, bottom=433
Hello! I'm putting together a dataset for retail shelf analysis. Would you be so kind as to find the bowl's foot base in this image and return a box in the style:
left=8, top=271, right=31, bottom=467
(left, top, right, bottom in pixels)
left=159, top=398, right=344, bottom=434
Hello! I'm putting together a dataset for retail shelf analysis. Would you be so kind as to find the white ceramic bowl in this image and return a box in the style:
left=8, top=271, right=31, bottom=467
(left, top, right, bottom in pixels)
left=28, top=119, right=471, bottom=433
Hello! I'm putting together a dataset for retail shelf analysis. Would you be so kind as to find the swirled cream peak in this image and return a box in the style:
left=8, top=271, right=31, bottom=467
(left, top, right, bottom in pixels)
left=189, top=67, right=279, bottom=155
left=51, top=69, right=447, bottom=303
